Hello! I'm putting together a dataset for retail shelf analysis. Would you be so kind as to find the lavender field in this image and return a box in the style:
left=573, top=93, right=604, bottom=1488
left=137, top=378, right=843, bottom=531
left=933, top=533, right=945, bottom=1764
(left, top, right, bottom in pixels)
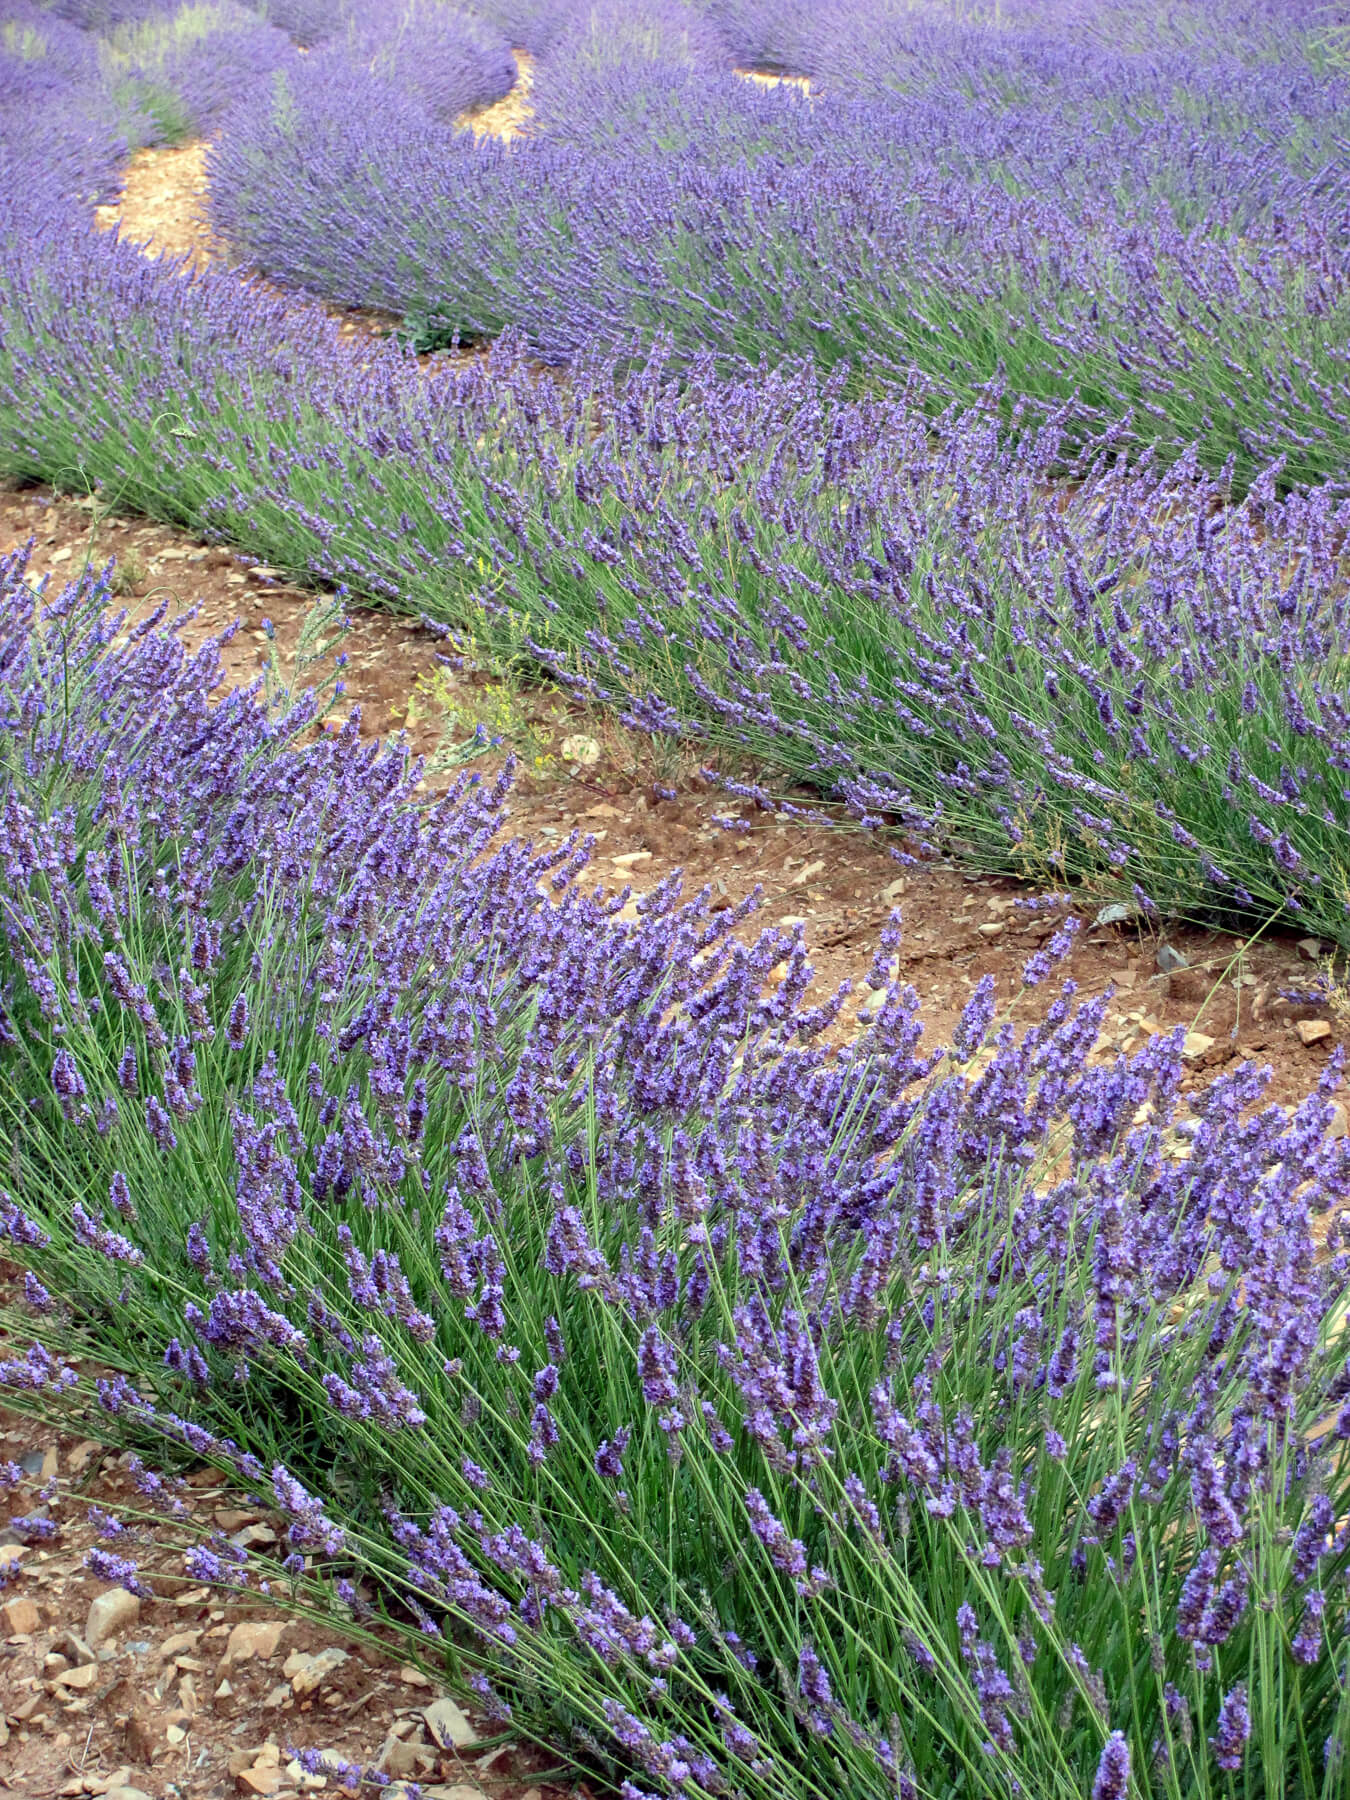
left=2, top=2, right=1350, bottom=1796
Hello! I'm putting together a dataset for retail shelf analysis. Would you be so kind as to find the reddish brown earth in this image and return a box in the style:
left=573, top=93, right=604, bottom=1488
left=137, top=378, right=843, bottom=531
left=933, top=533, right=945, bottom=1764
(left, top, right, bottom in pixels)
left=0, top=1405, right=577, bottom=1800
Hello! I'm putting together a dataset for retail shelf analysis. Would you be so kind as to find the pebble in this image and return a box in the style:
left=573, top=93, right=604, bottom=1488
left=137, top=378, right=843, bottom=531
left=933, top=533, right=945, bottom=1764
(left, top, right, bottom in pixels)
left=1181, top=1032, right=1216, bottom=1063
left=976, top=921, right=1003, bottom=938
left=3, top=1595, right=39, bottom=1634
left=423, top=1695, right=479, bottom=1750
left=52, top=1661, right=98, bottom=1690
left=86, top=1588, right=139, bottom=1648
left=222, top=1620, right=286, bottom=1667
left=1297, top=1018, right=1333, bottom=1047
left=283, top=1645, right=347, bottom=1694
left=1155, top=943, right=1187, bottom=973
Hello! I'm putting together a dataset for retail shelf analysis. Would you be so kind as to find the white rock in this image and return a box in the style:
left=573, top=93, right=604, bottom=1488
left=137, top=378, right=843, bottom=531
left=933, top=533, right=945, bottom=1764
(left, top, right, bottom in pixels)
left=222, top=1620, right=287, bottom=1667
left=283, top=1645, right=348, bottom=1695
left=423, top=1695, right=480, bottom=1750
left=560, top=734, right=600, bottom=767
left=86, top=1588, right=140, bottom=1648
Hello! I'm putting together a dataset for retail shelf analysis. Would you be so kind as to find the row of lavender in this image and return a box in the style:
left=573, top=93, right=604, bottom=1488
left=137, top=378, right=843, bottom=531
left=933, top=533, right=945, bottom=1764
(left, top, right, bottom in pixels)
left=0, top=0, right=516, bottom=204
left=197, top=0, right=1350, bottom=488
left=4, top=548, right=1350, bottom=1800
left=2, top=173, right=1349, bottom=945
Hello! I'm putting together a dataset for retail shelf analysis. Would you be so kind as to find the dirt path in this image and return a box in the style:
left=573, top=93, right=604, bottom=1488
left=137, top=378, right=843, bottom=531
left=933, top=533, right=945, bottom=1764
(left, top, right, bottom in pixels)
left=5, top=482, right=1342, bottom=1112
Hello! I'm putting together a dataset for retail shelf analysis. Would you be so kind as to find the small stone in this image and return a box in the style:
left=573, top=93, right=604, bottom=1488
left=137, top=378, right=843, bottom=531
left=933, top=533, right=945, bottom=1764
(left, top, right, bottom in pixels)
left=1181, top=1032, right=1216, bottom=1063
left=1094, top=902, right=1132, bottom=927
left=378, top=1732, right=432, bottom=1778
left=1155, top=943, right=1188, bottom=973
left=86, top=1589, right=139, bottom=1649
left=1297, top=1018, right=1333, bottom=1047
left=236, top=1771, right=283, bottom=1797
left=1329, top=1104, right=1348, bottom=1141
left=611, top=849, right=652, bottom=867
left=158, top=1630, right=202, bottom=1661
left=283, top=1646, right=348, bottom=1695
left=3, top=1595, right=39, bottom=1635
left=1297, top=937, right=1324, bottom=960
left=560, top=733, right=600, bottom=767
left=214, top=1678, right=235, bottom=1710
left=214, top=1510, right=261, bottom=1532
left=104, top=1789, right=155, bottom=1800
left=397, top=1666, right=431, bottom=1688
left=881, top=877, right=907, bottom=901
left=223, top=1620, right=286, bottom=1667
left=165, top=1724, right=186, bottom=1745
left=776, top=914, right=806, bottom=928
left=54, top=1663, right=98, bottom=1690
left=791, top=857, right=825, bottom=886
left=976, top=921, right=1003, bottom=938
left=262, top=1683, right=291, bottom=1708
left=423, top=1696, right=480, bottom=1751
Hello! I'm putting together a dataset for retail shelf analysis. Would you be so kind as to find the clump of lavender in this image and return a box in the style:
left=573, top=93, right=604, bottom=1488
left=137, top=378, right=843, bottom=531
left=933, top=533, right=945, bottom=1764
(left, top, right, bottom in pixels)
left=3, top=558, right=1350, bottom=1798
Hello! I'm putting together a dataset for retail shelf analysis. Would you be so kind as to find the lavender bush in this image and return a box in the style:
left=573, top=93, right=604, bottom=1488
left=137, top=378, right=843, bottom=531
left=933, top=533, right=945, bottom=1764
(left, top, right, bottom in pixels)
left=314, top=2, right=518, bottom=125
left=3, top=550, right=1350, bottom=1799
left=203, top=0, right=1350, bottom=486
left=99, top=0, right=300, bottom=145
left=3, top=216, right=1350, bottom=947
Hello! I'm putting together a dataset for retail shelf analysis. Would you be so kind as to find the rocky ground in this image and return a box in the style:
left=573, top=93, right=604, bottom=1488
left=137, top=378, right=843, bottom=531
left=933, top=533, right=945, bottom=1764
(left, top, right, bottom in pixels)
left=0, top=1408, right=576, bottom=1800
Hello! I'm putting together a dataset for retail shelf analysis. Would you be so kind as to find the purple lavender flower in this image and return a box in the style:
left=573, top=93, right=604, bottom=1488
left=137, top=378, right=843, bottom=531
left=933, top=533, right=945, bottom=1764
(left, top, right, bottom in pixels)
left=1209, top=1685, right=1250, bottom=1771
left=84, top=1548, right=150, bottom=1596
left=1091, top=1731, right=1130, bottom=1800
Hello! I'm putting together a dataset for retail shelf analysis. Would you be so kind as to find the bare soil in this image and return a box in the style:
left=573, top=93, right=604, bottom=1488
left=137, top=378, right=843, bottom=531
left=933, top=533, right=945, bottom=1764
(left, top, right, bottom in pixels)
left=0, top=1403, right=577, bottom=1800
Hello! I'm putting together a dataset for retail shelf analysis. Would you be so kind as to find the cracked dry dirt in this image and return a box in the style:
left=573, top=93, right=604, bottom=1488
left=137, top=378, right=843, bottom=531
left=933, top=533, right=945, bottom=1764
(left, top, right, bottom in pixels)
left=4, top=43, right=1348, bottom=1800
